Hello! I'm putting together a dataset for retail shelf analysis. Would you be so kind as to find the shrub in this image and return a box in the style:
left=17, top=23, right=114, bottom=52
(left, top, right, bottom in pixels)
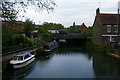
left=95, top=44, right=113, bottom=53
left=35, top=40, right=45, bottom=52
left=86, top=41, right=113, bottom=54
left=14, top=34, right=33, bottom=48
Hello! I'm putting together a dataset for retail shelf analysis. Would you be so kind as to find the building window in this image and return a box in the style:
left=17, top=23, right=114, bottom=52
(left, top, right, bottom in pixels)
left=106, top=25, right=111, bottom=33
left=111, top=36, right=115, bottom=42
left=107, top=36, right=115, bottom=42
left=107, top=36, right=110, bottom=42
left=114, top=25, right=118, bottom=33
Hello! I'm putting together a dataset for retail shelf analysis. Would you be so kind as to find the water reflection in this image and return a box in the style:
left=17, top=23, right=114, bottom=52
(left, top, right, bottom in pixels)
left=57, top=45, right=93, bottom=60
left=92, top=53, right=120, bottom=78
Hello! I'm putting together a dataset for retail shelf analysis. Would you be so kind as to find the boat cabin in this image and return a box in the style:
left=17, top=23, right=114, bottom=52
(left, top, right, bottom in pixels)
left=13, top=52, right=32, bottom=60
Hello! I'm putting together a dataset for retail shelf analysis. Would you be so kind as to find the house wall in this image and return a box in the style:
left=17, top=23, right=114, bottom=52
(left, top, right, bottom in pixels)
left=93, top=16, right=104, bottom=45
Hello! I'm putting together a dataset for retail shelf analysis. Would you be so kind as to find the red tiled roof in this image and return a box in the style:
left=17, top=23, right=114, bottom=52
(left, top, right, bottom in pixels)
left=79, top=23, right=87, bottom=30
left=99, top=14, right=120, bottom=24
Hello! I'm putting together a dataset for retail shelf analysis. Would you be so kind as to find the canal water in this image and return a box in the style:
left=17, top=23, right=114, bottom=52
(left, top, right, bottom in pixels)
left=2, top=44, right=120, bottom=79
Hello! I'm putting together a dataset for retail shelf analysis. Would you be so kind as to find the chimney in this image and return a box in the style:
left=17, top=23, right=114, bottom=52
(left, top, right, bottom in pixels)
left=96, top=8, right=100, bottom=15
left=73, top=22, right=75, bottom=26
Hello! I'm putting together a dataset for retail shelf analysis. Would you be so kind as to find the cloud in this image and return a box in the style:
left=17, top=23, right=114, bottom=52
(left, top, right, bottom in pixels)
left=17, top=0, right=120, bottom=27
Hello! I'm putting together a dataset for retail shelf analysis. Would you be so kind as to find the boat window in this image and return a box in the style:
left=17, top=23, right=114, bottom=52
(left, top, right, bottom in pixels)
left=28, top=53, right=32, bottom=56
left=24, top=54, right=30, bottom=60
left=18, top=56, right=23, bottom=60
left=13, top=57, right=18, bottom=60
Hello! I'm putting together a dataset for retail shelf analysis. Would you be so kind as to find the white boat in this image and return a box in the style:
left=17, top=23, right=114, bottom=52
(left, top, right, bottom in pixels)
left=10, top=51, right=35, bottom=69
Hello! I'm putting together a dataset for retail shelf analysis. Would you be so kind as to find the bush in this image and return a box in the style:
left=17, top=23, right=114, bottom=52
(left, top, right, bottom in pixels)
left=35, top=40, right=45, bottom=47
left=86, top=41, right=113, bottom=53
left=95, top=44, right=113, bottom=53
left=14, top=34, right=33, bottom=48
left=35, top=40, right=45, bottom=52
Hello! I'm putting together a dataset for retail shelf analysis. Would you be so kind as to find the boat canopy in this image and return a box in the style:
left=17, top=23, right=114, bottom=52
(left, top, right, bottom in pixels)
left=16, top=52, right=32, bottom=56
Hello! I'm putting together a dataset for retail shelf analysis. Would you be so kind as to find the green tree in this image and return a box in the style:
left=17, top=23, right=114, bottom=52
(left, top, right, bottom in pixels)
left=1, top=0, right=56, bottom=21
left=41, top=22, right=64, bottom=29
left=2, top=25, right=18, bottom=48
left=23, top=19, right=34, bottom=38
left=80, top=27, right=93, bottom=41
left=14, top=34, right=33, bottom=48
left=2, top=25, right=33, bottom=48
left=38, top=27, right=52, bottom=42
left=66, top=26, right=80, bottom=33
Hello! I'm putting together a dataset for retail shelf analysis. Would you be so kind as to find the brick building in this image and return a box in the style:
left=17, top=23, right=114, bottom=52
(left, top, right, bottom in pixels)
left=93, top=8, right=120, bottom=45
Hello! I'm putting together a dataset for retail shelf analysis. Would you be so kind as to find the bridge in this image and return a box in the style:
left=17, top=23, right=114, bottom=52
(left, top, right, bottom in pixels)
left=52, top=33, right=87, bottom=39
left=52, top=33, right=87, bottom=45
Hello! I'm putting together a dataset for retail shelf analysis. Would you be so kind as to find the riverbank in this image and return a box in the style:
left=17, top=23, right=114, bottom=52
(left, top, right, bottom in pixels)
left=108, top=53, right=120, bottom=59
left=85, top=40, right=120, bottom=60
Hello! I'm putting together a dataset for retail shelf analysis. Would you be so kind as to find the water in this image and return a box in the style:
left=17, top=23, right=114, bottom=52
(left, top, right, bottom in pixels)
left=2, top=45, right=120, bottom=79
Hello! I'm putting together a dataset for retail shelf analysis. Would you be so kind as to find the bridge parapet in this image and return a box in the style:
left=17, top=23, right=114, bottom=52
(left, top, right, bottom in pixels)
left=52, top=33, right=87, bottom=39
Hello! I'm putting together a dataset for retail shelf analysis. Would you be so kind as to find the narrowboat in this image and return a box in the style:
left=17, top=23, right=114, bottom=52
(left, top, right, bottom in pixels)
left=10, top=51, right=35, bottom=69
left=43, top=41, right=58, bottom=52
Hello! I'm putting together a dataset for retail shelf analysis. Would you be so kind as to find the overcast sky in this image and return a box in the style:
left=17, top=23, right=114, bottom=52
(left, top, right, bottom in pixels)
left=17, top=0, right=120, bottom=27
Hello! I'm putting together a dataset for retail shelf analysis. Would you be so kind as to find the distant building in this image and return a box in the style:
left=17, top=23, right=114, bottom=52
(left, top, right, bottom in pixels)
left=2, top=20, right=23, bottom=29
left=48, top=29, right=67, bottom=34
left=93, top=8, right=120, bottom=45
left=73, top=22, right=88, bottom=30
left=77, top=23, right=88, bottom=30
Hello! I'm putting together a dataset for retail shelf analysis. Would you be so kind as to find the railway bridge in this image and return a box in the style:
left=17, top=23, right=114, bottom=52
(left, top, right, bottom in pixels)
left=52, top=33, right=87, bottom=44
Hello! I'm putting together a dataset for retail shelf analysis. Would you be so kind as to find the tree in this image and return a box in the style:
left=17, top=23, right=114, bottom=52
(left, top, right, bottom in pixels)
left=66, top=25, right=81, bottom=33
left=14, top=34, right=33, bottom=48
left=38, top=27, right=52, bottom=42
left=41, top=22, right=64, bottom=29
left=1, top=0, right=56, bottom=21
left=23, top=19, right=34, bottom=38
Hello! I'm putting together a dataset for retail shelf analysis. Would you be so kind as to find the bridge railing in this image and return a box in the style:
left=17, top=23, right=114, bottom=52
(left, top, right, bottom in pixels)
left=52, top=33, right=87, bottom=38
left=2, top=46, right=36, bottom=56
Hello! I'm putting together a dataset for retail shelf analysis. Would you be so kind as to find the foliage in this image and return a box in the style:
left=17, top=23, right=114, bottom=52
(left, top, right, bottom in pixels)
left=81, top=27, right=93, bottom=36
left=1, top=0, right=56, bottom=21
left=34, top=40, right=45, bottom=52
left=1, top=2, right=17, bottom=21
left=2, top=25, right=17, bottom=47
left=86, top=41, right=113, bottom=53
left=80, top=27, right=93, bottom=41
left=35, top=40, right=45, bottom=48
left=2, top=24, right=33, bottom=48
left=41, top=22, right=64, bottom=29
left=23, top=19, right=34, bottom=33
left=38, top=27, right=52, bottom=41
left=95, top=44, right=113, bottom=53
left=14, top=34, right=33, bottom=48
left=66, top=26, right=81, bottom=33
left=23, top=19, right=34, bottom=38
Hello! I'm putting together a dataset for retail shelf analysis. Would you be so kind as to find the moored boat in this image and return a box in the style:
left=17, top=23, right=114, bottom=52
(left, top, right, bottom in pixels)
left=43, top=41, right=58, bottom=52
left=10, top=51, right=35, bottom=69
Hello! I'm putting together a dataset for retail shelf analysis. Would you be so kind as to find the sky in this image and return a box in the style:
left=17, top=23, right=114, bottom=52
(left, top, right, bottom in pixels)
left=17, top=0, right=120, bottom=27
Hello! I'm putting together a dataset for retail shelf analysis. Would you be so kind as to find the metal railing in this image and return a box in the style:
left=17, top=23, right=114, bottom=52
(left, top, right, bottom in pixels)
left=52, top=33, right=87, bottom=39
left=2, top=46, right=36, bottom=56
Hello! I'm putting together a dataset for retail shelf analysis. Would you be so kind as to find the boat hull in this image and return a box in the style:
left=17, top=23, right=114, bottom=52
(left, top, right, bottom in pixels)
left=12, top=57, right=35, bottom=69
left=44, top=46, right=57, bottom=52
left=43, top=42, right=58, bottom=53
